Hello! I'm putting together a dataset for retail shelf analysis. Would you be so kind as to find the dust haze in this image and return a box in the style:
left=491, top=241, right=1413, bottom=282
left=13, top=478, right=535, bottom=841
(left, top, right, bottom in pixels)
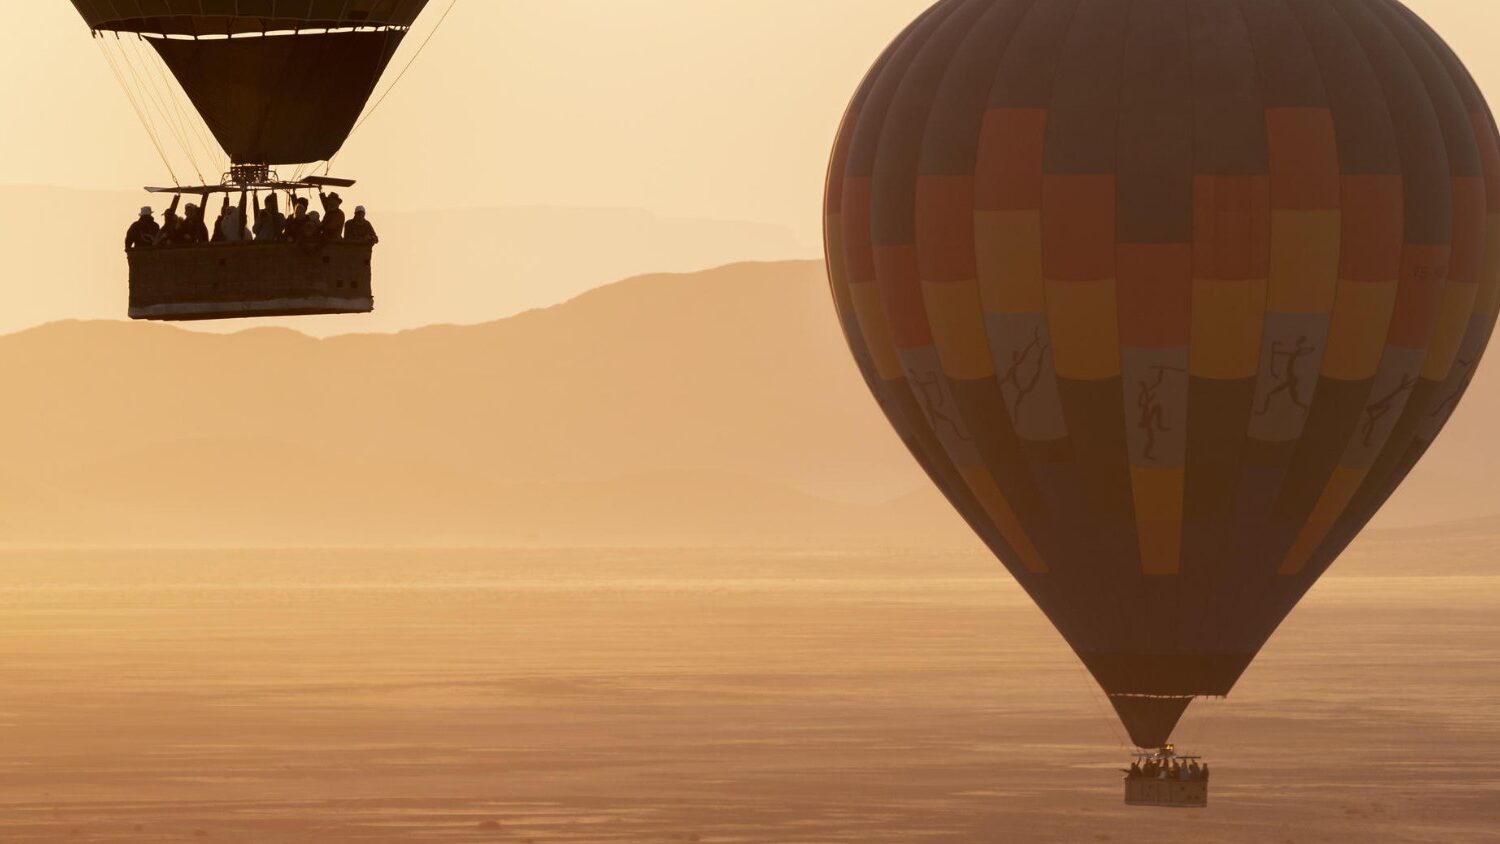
left=3, top=1, right=1499, bottom=841
left=1, top=546, right=1496, bottom=842
left=0, top=261, right=1495, bottom=842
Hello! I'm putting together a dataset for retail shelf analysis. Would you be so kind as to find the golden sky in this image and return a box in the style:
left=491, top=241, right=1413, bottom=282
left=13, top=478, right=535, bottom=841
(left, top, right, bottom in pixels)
left=5, top=1, right=1500, bottom=245
left=3, top=1, right=935, bottom=239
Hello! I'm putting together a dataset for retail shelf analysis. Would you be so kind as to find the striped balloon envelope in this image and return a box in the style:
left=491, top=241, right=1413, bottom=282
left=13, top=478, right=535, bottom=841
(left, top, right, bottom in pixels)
left=824, top=0, right=1500, bottom=748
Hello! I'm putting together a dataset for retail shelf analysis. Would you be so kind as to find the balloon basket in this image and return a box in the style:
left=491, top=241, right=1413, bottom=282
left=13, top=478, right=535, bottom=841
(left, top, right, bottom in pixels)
left=1121, top=745, right=1209, bottom=809
left=126, top=241, right=374, bottom=321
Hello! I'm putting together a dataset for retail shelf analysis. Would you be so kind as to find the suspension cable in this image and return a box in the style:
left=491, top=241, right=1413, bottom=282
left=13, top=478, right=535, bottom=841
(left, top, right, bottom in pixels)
left=113, top=33, right=205, bottom=184
left=328, top=0, right=460, bottom=172
left=96, top=34, right=178, bottom=186
left=121, top=35, right=203, bottom=178
left=1072, top=660, right=1133, bottom=753
left=138, top=34, right=226, bottom=178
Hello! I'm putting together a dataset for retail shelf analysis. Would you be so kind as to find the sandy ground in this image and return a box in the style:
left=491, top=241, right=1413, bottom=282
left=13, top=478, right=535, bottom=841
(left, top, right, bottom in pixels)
left=0, top=547, right=1495, bottom=843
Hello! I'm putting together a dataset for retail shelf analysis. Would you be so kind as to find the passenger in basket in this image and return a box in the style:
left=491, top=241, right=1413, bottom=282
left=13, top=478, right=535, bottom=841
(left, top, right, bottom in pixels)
left=125, top=206, right=159, bottom=250
left=304, top=210, right=324, bottom=242
left=319, top=191, right=346, bottom=240
left=343, top=205, right=378, bottom=244
left=175, top=202, right=208, bottom=245
left=253, top=193, right=285, bottom=242
left=282, top=196, right=310, bottom=241
left=213, top=194, right=249, bottom=243
left=155, top=195, right=181, bottom=246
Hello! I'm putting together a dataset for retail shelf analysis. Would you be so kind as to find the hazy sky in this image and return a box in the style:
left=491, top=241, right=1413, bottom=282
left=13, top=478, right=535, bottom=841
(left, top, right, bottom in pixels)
left=4, top=1, right=935, bottom=240
left=6, top=1, right=1500, bottom=245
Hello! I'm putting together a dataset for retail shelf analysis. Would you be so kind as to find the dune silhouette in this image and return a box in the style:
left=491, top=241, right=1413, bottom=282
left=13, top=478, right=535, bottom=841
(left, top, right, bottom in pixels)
left=0, top=258, right=1492, bottom=547
left=0, top=261, right=958, bottom=547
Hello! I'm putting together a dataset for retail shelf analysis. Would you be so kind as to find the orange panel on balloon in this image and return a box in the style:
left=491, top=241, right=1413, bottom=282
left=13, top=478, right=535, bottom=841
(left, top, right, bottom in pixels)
left=922, top=279, right=995, bottom=381
left=1337, top=176, right=1405, bottom=284
left=840, top=177, right=876, bottom=285
left=1190, top=278, right=1268, bottom=380
left=1479, top=217, right=1500, bottom=318
left=1265, top=108, right=1340, bottom=211
left=1044, top=279, right=1120, bottom=380
left=1192, top=175, right=1271, bottom=281
left=850, top=280, right=904, bottom=381
left=1388, top=245, right=1453, bottom=349
left=825, top=218, right=853, bottom=315
left=873, top=244, right=933, bottom=348
left=1042, top=175, right=1115, bottom=282
left=1320, top=280, right=1399, bottom=381
left=916, top=175, right=977, bottom=283
left=1116, top=244, right=1192, bottom=348
left=1448, top=177, right=1487, bottom=285
left=976, top=108, right=1047, bottom=211
left=1266, top=210, right=1341, bottom=314
left=975, top=210, right=1046, bottom=314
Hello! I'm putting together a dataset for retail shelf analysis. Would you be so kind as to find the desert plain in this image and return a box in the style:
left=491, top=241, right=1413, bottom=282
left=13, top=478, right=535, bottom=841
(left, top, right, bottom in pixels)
left=0, top=534, right=1495, bottom=843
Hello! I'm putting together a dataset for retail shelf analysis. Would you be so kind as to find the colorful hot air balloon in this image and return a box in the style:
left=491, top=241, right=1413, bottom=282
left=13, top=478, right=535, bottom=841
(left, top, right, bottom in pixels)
left=825, top=0, right=1499, bottom=754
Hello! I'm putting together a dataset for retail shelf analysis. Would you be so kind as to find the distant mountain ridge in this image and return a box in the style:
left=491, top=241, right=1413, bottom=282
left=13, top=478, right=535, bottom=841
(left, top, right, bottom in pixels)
left=0, top=261, right=959, bottom=547
left=0, top=259, right=1495, bottom=548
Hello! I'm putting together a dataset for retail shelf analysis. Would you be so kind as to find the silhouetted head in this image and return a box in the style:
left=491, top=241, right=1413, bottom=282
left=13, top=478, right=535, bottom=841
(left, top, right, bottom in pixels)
left=139, top=206, right=152, bottom=219
left=354, top=205, right=366, bottom=219
left=185, top=203, right=200, bottom=220
left=266, top=194, right=279, bottom=211
left=326, top=192, right=342, bottom=208
left=309, top=211, right=321, bottom=225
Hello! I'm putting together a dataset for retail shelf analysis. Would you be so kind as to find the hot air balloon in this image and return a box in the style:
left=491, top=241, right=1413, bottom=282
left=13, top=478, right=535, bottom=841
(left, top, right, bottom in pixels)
left=72, top=0, right=436, bottom=320
left=825, top=0, right=1499, bottom=805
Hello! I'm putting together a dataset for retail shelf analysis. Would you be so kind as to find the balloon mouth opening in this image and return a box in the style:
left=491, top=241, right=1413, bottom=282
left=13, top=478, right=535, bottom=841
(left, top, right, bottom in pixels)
left=1108, top=695, right=1195, bottom=749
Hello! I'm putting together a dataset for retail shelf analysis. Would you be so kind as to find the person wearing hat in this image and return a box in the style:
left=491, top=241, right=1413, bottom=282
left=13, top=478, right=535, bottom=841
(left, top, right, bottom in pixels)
left=319, top=190, right=346, bottom=240
left=344, top=205, right=378, bottom=244
left=124, top=204, right=160, bottom=250
left=281, top=196, right=311, bottom=241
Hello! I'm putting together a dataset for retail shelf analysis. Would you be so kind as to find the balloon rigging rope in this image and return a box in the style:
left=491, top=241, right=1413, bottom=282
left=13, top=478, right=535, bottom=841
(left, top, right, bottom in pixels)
left=113, top=34, right=205, bottom=184
left=113, top=35, right=195, bottom=180
left=1072, top=658, right=1131, bottom=752
left=138, top=35, right=226, bottom=180
left=328, top=0, right=461, bottom=173
left=96, top=35, right=178, bottom=186
left=125, top=36, right=206, bottom=181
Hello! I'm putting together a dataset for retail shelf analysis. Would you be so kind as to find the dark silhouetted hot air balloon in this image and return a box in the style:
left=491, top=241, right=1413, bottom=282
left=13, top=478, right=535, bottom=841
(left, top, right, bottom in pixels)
left=825, top=0, right=1498, bottom=800
left=73, top=0, right=437, bottom=320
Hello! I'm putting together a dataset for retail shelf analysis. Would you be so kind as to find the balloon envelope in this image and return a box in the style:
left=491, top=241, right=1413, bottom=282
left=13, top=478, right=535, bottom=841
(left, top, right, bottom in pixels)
left=71, top=0, right=430, bottom=165
left=824, top=0, right=1499, bottom=747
